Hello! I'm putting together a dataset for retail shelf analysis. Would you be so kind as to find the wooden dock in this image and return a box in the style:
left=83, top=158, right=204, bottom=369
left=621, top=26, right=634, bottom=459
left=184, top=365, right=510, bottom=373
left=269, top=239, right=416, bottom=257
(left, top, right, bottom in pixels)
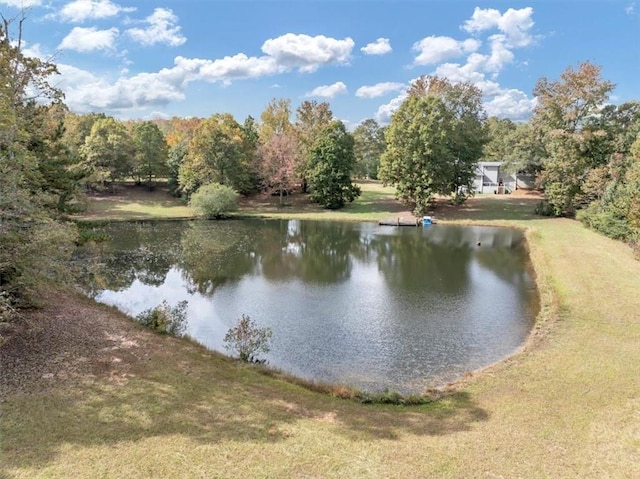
left=378, top=218, right=421, bottom=227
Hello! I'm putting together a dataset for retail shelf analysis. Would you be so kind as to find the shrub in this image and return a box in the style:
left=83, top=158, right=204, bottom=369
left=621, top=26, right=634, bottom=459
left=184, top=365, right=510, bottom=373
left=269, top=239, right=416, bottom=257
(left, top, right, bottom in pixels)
left=189, top=183, right=239, bottom=219
left=577, top=208, right=633, bottom=241
left=355, top=389, right=434, bottom=405
left=534, top=200, right=558, bottom=217
left=136, top=300, right=188, bottom=336
left=223, top=314, right=273, bottom=363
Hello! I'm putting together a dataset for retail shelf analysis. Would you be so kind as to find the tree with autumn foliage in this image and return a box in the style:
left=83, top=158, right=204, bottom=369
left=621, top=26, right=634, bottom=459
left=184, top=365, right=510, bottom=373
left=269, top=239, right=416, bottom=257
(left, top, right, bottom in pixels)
left=295, top=100, right=334, bottom=192
left=533, top=61, right=615, bottom=216
left=80, top=117, right=135, bottom=188
left=156, top=117, right=202, bottom=195
left=260, top=98, right=293, bottom=139
left=179, top=113, right=252, bottom=196
left=259, top=132, right=301, bottom=206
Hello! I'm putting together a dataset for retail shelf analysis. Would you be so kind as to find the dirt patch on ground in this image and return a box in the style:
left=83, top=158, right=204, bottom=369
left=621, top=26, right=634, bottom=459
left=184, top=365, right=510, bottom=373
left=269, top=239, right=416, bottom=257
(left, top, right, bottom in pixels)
left=0, top=290, right=161, bottom=398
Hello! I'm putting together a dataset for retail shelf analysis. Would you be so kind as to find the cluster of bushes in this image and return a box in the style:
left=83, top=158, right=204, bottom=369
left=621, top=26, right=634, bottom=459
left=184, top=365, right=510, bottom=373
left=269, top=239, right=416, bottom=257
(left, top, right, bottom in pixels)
left=136, top=300, right=188, bottom=336
left=188, top=183, right=239, bottom=219
left=577, top=143, right=640, bottom=251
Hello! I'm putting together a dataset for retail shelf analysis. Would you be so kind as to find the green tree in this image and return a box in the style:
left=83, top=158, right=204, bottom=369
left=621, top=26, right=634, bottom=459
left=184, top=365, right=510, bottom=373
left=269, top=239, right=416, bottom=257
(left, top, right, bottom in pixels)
left=167, top=142, right=187, bottom=196
left=238, top=115, right=262, bottom=194
left=500, top=122, right=546, bottom=177
left=80, top=117, right=135, bottom=188
left=160, top=117, right=202, bottom=196
left=131, top=121, right=168, bottom=187
left=62, top=112, right=106, bottom=159
left=533, top=61, right=615, bottom=215
left=179, top=113, right=248, bottom=196
left=380, top=76, right=487, bottom=214
left=481, top=118, right=546, bottom=189
left=308, top=121, right=361, bottom=209
left=353, top=118, right=386, bottom=179
left=21, top=102, right=84, bottom=212
left=481, top=117, right=516, bottom=163
left=0, top=14, right=77, bottom=305
left=295, top=100, right=334, bottom=192
left=579, top=131, right=640, bottom=246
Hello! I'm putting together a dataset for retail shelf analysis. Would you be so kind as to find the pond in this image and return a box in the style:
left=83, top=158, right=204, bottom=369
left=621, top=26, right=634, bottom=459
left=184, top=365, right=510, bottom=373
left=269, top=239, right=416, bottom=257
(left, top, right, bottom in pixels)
left=77, top=219, right=539, bottom=394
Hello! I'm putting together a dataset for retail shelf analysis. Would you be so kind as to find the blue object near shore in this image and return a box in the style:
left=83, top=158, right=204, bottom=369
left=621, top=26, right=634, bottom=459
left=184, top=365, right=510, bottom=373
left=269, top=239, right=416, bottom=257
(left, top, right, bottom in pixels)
left=422, top=216, right=432, bottom=226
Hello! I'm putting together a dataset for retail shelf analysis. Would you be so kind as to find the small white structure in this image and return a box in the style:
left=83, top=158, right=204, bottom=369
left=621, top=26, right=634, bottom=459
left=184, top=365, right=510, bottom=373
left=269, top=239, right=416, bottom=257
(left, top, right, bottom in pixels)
left=473, top=161, right=531, bottom=194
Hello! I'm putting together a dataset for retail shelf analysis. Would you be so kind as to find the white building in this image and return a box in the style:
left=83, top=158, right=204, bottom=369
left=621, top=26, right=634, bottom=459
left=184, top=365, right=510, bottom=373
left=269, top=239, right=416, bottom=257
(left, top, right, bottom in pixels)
left=473, top=161, right=536, bottom=194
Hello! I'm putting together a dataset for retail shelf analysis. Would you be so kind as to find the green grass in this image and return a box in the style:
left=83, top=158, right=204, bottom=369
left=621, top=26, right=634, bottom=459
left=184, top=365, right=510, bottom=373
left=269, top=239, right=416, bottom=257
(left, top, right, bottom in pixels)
left=238, top=181, right=407, bottom=222
left=77, top=184, right=194, bottom=221
left=4, top=186, right=640, bottom=477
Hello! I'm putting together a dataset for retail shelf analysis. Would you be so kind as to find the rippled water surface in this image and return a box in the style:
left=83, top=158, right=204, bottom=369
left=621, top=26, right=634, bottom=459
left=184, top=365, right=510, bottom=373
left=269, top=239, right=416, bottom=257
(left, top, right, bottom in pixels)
left=78, top=220, right=539, bottom=393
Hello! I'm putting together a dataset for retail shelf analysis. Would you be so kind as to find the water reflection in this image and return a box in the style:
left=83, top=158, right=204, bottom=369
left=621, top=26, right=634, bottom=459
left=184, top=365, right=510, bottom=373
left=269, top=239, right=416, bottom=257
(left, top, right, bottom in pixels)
left=76, top=220, right=538, bottom=393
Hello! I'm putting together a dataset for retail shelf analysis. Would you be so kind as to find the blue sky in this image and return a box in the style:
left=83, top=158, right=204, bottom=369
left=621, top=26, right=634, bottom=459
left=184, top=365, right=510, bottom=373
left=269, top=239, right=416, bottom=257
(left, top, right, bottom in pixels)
left=2, top=0, right=638, bottom=126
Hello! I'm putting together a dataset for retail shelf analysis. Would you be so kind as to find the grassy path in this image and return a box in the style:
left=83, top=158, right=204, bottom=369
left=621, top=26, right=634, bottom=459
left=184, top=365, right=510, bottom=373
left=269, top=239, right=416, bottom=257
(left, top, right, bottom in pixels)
left=2, top=194, right=640, bottom=477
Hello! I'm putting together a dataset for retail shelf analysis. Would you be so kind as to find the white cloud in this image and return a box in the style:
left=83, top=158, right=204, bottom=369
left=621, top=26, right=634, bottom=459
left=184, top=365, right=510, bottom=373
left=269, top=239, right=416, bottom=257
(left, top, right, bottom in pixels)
left=373, top=84, right=535, bottom=123
left=432, top=38, right=515, bottom=83
left=58, top=61, right=187, bottom=112
left=484, top=88, right=537, bottom=120
left=356, top=82, right=405, bottom=99
left=462, top=7, right=502, bottom=33
left=485, top=35, right=515, bottom=73
left=58, top=26, right=119, bottom=52
left=625, top=2, right=636, bottom=15
left=56, top=0, right=135, bottom=23
left=261, top=33, right=354, bottom=73
left=54, top=33, right=354, bottom=113
left=361, top=38, right=392, bottom=55
left=126, top=8, right=186, bottom=47
left=375, top=92, right=408, bottom=124
left=463, top=7, right=535, bottom=48
left=412, top=36, right=480, bottom=65
left=432, top=58, right=535, bottom=119
left=306, top=81, right=348, bottom=98
left=196, top=54, right=281, bottom=81
left=434, top=58, right=485, bottom=84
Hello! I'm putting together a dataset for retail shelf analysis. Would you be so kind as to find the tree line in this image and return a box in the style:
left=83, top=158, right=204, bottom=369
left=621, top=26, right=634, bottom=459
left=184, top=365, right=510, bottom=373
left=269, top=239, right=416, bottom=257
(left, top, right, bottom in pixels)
left=1, top=15, right=639, bottom=316
left=53, top=98, right=380, bottom=208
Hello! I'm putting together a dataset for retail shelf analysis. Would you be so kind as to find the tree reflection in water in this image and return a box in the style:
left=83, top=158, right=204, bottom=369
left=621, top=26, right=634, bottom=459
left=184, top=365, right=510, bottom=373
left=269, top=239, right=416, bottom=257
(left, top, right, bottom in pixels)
left=76, top=220, right=538, bottom=393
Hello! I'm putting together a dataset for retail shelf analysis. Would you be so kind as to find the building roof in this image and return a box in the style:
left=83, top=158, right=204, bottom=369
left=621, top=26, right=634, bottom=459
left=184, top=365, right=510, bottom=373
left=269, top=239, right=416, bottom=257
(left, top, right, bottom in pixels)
left=477, top=161, right=503, bottom=167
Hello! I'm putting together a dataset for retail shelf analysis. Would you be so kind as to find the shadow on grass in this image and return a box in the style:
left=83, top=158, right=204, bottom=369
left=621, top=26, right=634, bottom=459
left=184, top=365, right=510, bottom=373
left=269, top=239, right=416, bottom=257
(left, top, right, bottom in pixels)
left=343, top=196, right=407, bottom=215
left=2, top=356, right=488, bottom=470
left=431, top=195, right=547, bottom=223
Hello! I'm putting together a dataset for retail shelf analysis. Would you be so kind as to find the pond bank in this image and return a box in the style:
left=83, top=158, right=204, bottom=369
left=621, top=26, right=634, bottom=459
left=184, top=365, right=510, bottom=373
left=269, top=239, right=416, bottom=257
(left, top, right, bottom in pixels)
left=3, top=192, right=640, bottom=477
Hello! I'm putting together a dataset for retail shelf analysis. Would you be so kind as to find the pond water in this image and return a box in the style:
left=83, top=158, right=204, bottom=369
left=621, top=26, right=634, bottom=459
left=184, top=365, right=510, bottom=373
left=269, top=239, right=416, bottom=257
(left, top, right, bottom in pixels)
left=77, top=219, right=539, bottom=393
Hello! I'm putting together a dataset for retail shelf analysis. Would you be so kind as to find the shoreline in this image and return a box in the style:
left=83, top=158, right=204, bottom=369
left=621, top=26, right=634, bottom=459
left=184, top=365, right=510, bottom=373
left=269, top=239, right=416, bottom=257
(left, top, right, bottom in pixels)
left=5, top=189, right=639, bottom=477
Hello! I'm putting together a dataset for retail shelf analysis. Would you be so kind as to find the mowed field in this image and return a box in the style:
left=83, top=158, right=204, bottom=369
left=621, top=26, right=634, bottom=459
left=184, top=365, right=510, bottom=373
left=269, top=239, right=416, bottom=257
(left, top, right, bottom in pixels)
left=2, top=184, right=639, bottom=478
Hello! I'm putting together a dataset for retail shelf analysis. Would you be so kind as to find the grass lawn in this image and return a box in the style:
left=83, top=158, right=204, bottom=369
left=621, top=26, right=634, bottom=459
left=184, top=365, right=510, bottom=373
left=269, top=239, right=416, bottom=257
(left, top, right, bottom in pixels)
left=76, top=183, right=194, bottom=220
left=238, top=181, right=408, bottom=222
left=2, top=184, right=640, bottom=477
